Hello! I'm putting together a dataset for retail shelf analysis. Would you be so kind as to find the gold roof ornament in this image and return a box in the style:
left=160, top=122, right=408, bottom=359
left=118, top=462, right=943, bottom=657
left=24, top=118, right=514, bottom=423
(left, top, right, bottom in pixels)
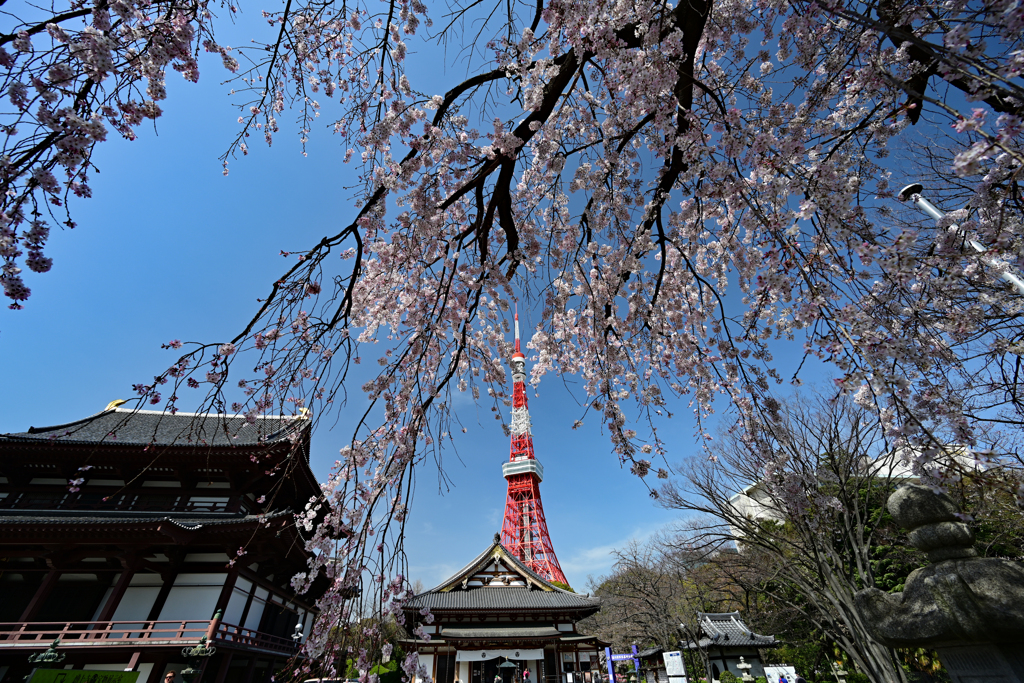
left=104, top=399, right=128, bottom=411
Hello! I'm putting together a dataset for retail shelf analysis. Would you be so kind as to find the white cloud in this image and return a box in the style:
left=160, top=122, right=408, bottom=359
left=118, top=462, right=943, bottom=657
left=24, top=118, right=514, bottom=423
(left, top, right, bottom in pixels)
left=487, top=506, right=502, bottom=527
left=558, top=526, right=662, bottom=589
left=411, top=561, right=462, bottom=591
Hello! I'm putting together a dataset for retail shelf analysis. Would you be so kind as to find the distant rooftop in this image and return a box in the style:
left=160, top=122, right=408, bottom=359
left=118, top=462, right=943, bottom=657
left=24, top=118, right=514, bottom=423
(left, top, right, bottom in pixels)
left=682, top=612, right=777, bottom=649
left=1, top=406, right=308, bottom=448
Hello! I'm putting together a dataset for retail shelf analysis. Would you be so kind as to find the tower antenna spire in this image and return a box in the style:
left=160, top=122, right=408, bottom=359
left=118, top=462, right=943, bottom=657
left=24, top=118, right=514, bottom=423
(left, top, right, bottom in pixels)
left=514, top=304, right=521, bottom=354
left=500, top=308, right=567, bottom=585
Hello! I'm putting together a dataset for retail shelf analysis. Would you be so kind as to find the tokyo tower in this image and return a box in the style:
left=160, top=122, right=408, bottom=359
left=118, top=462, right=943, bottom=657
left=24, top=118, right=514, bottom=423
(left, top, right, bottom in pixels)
left=499, top=311, right=568, bottom=585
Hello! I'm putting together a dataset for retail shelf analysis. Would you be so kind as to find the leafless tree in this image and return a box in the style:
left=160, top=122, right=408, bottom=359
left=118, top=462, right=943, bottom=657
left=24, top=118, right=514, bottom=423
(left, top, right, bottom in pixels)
left=660, top=395, right=922, bottom=683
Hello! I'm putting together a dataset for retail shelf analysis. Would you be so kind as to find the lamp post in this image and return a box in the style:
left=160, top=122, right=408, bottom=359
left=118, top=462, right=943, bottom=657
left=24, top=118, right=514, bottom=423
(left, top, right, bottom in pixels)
left=27, top=640, right=66, bottom=669
left=179, top=636, right=218, bottom=683
left=899, top=183, right=1024, bottom=296
left=292, top=623, right=305, bottom=647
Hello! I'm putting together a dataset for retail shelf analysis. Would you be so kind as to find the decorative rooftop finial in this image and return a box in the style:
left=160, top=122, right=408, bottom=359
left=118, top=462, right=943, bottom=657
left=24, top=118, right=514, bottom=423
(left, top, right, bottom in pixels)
left=494, top=531, right=502, bottom=545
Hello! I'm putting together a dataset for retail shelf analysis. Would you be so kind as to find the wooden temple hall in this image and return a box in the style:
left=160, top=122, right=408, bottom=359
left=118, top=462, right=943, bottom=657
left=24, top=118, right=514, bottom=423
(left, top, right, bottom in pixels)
left=401, top=536, right=608, bottom=683
left=0, top=405, right=331, bottom=683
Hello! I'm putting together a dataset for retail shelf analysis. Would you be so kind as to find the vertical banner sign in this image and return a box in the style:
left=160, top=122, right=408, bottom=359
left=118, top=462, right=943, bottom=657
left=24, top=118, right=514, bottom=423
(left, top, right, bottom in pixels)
left=604, top=646, right=640, bottom=683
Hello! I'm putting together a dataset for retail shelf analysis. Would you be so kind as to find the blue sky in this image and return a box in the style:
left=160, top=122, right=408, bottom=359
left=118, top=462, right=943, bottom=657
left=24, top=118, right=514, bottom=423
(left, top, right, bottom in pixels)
left=0, top=17, right=696, bottom=591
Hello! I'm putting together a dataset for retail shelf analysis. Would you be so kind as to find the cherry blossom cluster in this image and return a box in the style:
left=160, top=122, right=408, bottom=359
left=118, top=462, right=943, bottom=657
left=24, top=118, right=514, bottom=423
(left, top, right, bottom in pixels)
left=1, top=0, right=222, bottom=307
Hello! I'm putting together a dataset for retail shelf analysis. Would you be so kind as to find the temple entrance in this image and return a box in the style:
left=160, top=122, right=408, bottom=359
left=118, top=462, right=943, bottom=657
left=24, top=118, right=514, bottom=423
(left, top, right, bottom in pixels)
left=472, top=659, right=516, bottom=683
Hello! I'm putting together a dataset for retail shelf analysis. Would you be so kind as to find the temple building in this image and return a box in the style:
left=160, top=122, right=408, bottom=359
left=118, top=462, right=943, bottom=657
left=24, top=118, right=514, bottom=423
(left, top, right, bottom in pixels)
left=0, top=404, right=329, bottom=683
left=401, top=535, right=607, bottom=683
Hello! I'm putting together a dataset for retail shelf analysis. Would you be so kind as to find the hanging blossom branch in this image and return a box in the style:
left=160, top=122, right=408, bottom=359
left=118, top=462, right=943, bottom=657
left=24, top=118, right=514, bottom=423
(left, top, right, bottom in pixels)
left=0, top=0, right=236, bottom=306
left=9, top=0, right=1024, bottom=674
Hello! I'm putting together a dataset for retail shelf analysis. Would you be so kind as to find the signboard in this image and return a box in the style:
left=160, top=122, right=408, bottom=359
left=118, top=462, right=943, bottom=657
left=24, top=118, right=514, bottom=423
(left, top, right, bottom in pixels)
left=662, top=652, right=685, bottom=679
left=29, top=671, right=140, bottom=683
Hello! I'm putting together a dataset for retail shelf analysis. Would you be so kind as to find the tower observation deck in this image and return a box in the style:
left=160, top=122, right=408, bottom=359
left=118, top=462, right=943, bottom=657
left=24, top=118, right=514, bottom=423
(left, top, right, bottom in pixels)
left=499, top=311, right=568, bottom=585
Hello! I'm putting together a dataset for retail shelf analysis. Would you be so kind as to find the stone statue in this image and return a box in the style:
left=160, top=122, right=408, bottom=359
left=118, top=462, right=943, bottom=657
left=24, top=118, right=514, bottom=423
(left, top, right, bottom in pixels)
left=855, top=483, right=1024, bottom=682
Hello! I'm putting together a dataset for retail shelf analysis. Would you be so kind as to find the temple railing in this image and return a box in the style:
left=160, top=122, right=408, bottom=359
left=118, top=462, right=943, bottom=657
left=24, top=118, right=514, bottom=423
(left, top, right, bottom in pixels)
left=213, top=622, right=299, bottom=655
left=0, top=620, right=299, bottom=656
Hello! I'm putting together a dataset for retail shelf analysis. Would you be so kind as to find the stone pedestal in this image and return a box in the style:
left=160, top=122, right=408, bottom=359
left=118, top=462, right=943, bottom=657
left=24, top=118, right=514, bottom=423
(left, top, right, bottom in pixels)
left=855, top=484, right=1024, bottom=683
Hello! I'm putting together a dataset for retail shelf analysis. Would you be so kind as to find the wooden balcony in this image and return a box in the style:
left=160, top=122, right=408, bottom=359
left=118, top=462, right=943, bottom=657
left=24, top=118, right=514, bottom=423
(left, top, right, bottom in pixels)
left=0, top=620, right=299, bottom=656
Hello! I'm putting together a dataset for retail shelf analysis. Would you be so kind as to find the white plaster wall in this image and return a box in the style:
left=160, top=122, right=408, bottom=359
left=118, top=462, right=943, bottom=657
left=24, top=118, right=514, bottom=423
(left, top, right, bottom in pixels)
left=91, top=586, right=114, bottom=621
left=243, top=587, right=269, bottom=631
left=130, top=574, right=166, bottom=587
left=222, top=578, right=253, bottom=626
left=172, top=573, right=228, bottom=587
left=110, top=587, right=161, bottom=622
left=158, top=574, right=227, bottom=623
left=417, top=654, right=434, bottom=683
left=297, top=609, right=312, bottom=638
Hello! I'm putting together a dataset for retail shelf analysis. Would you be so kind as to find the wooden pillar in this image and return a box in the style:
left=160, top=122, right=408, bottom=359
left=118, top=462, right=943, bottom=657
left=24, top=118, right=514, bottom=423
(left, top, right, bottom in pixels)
left=146, top=658, right=170, bottom=683
left=146, top=569, right=180, bottom=622
left=235, top=580, right=259, bottom=630
left=18, top=569, right=60, bottom=622
left=241, top=657, right=258, bottom=683
left=214, top=568, right=239, bottom=615
left=98, top=563, right=139, bottom=622
left=212, top=652, right=234, bottom=683
left=195, top=654, right=213, bottom=683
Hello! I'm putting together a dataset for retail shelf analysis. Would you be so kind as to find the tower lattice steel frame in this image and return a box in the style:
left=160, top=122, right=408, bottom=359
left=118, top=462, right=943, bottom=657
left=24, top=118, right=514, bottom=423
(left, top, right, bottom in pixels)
left=499, top=311, right=568, bottom=585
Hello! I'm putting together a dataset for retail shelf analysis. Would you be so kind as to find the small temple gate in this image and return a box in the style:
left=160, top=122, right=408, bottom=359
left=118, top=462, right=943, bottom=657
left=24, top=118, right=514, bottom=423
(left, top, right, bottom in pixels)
left=0, top=404, right=330, bottom=683
left=401, top=535, right=607, bottom=683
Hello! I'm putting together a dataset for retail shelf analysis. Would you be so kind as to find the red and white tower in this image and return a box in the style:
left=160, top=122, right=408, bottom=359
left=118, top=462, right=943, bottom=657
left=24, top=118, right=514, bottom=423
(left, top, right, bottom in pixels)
left=500, top=311, right=568, bottom=585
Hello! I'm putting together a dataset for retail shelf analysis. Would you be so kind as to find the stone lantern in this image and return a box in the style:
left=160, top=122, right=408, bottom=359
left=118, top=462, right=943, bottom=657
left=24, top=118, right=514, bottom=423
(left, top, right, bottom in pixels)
left=736, top=657, right=753, bottom=683
left=855, top=484, right=1024, bottom=683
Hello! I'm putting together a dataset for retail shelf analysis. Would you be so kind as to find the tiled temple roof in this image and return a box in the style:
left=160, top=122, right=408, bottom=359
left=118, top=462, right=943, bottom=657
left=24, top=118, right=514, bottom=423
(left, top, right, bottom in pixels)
left=405, top=536, right=601, bottom=615
left=682, top=612, right=777, bottom=649
left=2, top=407, right=307, bottom=448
